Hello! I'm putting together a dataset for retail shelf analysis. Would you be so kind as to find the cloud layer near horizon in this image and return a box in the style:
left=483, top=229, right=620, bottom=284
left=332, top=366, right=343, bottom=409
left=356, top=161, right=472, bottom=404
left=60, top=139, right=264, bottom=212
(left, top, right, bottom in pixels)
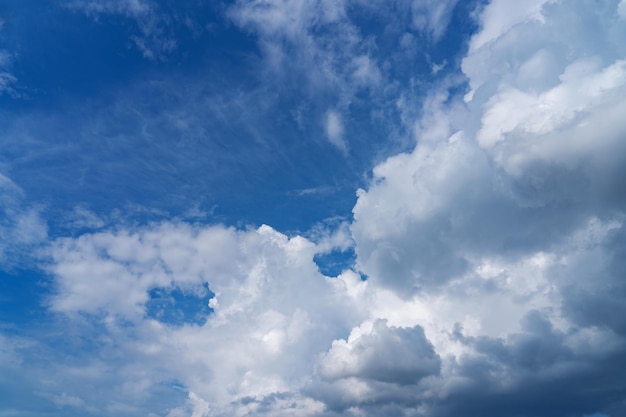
left=2, top=1, right=626, bottom=416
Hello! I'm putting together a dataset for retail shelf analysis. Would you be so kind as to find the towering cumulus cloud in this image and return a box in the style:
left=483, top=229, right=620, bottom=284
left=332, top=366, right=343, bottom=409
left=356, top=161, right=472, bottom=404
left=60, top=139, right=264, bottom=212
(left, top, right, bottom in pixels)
left=15, top=1, right=626, bottom=416
left=351, top=1, right=626, bottom=416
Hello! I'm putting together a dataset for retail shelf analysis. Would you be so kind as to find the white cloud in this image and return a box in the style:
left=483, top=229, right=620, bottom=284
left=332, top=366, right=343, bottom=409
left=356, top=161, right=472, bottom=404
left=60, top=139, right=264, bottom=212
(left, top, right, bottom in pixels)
left=0, top=21, right=18, bottom=97
left=411, top=0, right=459, bottom=41
left=350, top=55, right=381, bottom=88
left=354, top=0, right=626, bottom=299
left=469, top=0, right=554, bottom=52
left=0, top=71, right=17, bottom=96
left=10, top=1, right=626, bottom=416
left=0, top=173, right=47, bottom=268
left=619, top=0, right=626, bottom=19
left=226, top=0, right=463, bottom=160
left=318, top=319, right=440, bottom=384
left=228, top=0, right=385, bottom=140
left=45, top=222, right=366, bottom=415
left=477, top=58, right=626, bottom=149
left=325, top=110, right=348, bottom=154
left=346, top=0, right=626, bottom=414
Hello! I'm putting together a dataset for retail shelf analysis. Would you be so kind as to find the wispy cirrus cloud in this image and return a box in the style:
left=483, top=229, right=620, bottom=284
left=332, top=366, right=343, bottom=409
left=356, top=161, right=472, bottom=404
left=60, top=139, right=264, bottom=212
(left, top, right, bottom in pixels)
left=0, top=173, right=47, bottom=269
left=65, top=0, right=176, bottom=59
left=228, top=0, right=461, bottom=155
left=0, top=18, right=19, bottom=97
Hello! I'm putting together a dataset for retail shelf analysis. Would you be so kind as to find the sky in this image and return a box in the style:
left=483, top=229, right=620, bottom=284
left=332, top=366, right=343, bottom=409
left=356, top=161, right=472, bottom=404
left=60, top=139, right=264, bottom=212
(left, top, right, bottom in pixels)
left=1, top=0, right=626, bottom=416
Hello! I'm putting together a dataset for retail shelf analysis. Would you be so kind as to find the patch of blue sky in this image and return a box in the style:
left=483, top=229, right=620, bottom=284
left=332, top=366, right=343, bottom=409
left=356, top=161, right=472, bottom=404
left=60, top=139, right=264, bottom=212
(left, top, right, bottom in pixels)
left=146, top=283, right=214, bottom=326
left=0, top=268, right=51, bottom=326
left=313, top=247, right=356, bottom=277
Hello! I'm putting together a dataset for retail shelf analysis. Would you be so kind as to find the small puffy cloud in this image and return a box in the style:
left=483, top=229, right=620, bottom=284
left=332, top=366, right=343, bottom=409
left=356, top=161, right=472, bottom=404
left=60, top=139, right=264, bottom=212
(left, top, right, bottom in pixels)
left=318, top=319, right=440, bottom=385
left=325, top=110, right=348, bottom=154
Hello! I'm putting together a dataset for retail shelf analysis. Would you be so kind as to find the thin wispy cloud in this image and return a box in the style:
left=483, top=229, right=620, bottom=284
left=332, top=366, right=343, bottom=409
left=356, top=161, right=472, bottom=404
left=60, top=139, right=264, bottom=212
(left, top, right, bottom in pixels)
left=65, top=0, right=178, bottom=59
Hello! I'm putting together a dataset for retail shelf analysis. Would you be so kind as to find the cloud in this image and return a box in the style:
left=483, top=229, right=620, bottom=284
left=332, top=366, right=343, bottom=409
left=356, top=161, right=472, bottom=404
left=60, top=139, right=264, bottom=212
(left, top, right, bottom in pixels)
left=354, top=0, right=626, bottom=293
left=65, top=0, right=177, bottom=59
left=5, top=1, right=626, bottom=416
left=0, top=173, right=47, bottom=269
left=43, top=222, right=366, bottom=416
left=347, top=0, right=626, bottom=415
left=227, top=0, right=387, bottom=153
left=0, top=71, right=17, bottom=96
left=227, top=0, right=387, bottom=130
left=410, top=0, right=459, bottom=41
left=468, top=0, right=554, bottom=52
left=0, top=19, right=18, bottom=97
left=325, top=110, right=348, bottom=154
left=318, top=320, right=440, bottom=385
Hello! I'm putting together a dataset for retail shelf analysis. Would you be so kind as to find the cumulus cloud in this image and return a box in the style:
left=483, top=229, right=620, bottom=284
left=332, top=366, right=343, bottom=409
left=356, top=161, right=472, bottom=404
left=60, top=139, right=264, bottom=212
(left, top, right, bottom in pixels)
left=44, top=222, right=365, bottom=415
left=348, top=0, right=626, bottom=415
left=318, top=320, right=440, bottom=385
left=12, top=1, right=626, bottom=416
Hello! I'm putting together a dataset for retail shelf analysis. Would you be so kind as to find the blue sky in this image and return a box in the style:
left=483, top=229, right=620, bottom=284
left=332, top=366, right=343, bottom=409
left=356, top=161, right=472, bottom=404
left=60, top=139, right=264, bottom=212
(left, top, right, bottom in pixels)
left=1, top=1, right=626, bottom=416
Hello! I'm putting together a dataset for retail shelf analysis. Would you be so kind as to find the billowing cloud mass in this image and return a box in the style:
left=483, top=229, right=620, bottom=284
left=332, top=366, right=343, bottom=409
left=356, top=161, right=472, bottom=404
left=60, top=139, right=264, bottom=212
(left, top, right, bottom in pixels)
left=2, top=0, right=626, bottom=416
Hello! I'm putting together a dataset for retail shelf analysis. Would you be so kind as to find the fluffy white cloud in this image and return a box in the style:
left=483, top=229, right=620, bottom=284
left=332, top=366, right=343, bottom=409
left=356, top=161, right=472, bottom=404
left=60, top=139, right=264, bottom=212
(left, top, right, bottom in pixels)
left=318, top=319, right=440, bottom=384
left=0, top=19, right=18, bottom=97
left=348, top=0, right=626, bottom=415
left=45, top=222, right=366, bottom=416
left=14, top=1, right=626, bottom=416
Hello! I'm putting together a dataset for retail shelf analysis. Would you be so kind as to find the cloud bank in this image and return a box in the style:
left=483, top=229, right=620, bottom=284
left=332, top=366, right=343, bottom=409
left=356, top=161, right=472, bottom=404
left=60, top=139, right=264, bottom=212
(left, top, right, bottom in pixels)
left=3, top=1, right=626, bottom=416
